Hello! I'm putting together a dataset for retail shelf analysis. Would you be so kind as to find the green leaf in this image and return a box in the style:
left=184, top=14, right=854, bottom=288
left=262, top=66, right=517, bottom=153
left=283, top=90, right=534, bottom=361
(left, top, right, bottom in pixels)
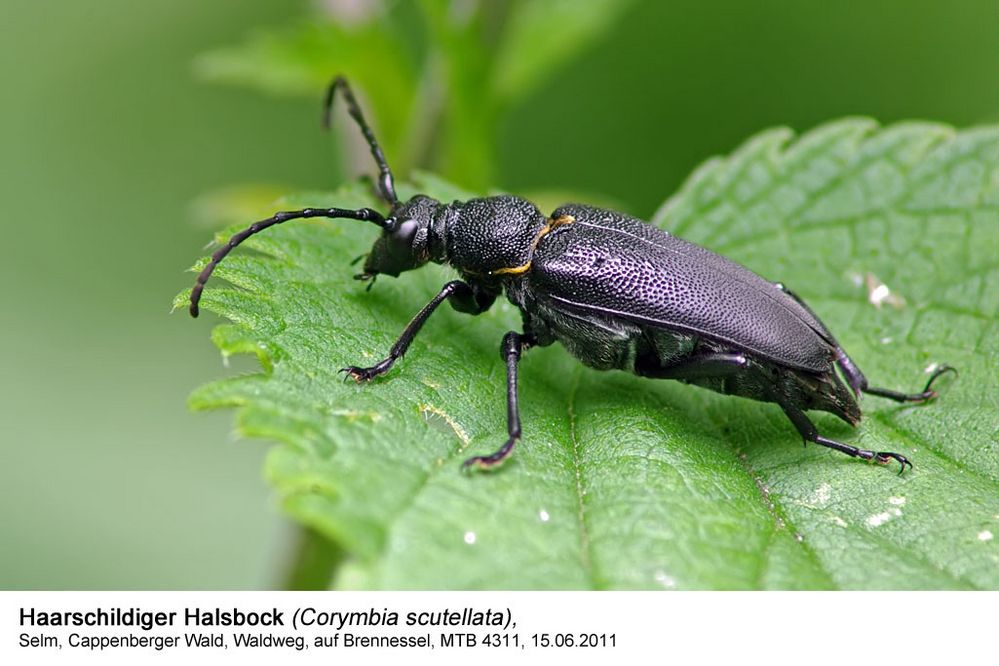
left=491, top=0, right=637, bottom=104
left=180, top=120, right=999, bottom=589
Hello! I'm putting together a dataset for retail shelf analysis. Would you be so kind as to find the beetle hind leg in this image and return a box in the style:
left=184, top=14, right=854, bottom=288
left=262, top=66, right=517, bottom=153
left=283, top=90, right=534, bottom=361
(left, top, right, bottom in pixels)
left=861, top=364, right=956, bottom=403
left=777, top=399, right=912, bottom=474
left=773, top=282, right=956, bottom=405
left=836, top=350, right=956, bottom=404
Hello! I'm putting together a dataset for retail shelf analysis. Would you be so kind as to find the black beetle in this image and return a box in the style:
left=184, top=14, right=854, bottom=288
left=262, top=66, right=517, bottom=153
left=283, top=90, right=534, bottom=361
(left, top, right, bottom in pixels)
left=190, top=76, right=954, bottom=473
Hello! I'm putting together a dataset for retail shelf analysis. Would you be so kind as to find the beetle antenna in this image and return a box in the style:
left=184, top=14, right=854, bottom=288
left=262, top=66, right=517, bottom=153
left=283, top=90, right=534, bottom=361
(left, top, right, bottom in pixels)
left=190, top=206, right=386, bottom=318
left=323, top=76, right=398, bottom=206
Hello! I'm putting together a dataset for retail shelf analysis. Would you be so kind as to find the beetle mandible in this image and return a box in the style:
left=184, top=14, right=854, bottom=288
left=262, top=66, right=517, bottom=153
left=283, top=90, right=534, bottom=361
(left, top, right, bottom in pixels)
left=190, top=76, right=954, bottom=473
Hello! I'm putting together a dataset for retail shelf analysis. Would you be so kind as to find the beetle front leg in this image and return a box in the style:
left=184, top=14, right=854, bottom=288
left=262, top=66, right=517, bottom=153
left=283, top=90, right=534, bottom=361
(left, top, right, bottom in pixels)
left=462, top=331, right=532, bottom=471
left=340, top=280, right=480, bottom=382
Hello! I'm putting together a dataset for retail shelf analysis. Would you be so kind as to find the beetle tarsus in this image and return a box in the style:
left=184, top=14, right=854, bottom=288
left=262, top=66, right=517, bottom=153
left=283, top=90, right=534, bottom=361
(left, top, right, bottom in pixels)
left=873, top=451, right=913, bottom=475
left=815, top=434, right=914, bottom=475
left=339, top=361, right=393, bottom=382
left=462, top=438, right=518, bottom=472
left=779, top=399, right=913, bottom=474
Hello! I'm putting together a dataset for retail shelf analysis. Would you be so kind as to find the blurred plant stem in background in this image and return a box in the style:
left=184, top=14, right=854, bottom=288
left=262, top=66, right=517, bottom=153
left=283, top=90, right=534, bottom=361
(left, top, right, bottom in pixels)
left=195, top=0, right=636, bottom=192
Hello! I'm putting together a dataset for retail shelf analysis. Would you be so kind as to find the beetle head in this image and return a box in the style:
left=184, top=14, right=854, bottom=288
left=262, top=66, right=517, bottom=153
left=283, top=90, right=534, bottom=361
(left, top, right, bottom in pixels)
left=358, top=195, right=438, bottom=280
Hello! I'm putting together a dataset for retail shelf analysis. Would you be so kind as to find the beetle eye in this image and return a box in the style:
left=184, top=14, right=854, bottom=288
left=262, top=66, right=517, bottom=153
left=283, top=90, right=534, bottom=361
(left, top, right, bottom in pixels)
left=389, top=218, right=419, bottom=248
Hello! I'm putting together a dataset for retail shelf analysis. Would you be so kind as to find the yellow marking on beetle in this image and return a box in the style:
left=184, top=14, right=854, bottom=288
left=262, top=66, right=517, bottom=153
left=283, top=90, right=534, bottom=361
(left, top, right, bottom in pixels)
left=493, top=262, right=532, bottom=275
left=548, top=214, right=575, bottom=228
left=489, top=214, right=575, bottom=276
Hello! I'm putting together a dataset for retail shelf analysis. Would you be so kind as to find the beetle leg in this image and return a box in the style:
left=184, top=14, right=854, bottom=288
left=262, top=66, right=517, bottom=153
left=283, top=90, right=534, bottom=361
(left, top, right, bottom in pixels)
left=775, top=283, right=957, bottom=404
left=340, top=280, right=480, bottom=381
left=463, top=331, right=532, bottom=471
left=636, top=353, right=748, bottom=380
left=836, top=352, right=956, bottom=403
left=447, top=283, right=498, bottom=315
left=776, top=399, right=912, bottom=474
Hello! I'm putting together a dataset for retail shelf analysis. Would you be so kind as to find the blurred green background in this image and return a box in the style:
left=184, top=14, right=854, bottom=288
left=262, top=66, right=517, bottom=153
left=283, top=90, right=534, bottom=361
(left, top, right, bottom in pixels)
left=2, top=0, right=997, bottom=589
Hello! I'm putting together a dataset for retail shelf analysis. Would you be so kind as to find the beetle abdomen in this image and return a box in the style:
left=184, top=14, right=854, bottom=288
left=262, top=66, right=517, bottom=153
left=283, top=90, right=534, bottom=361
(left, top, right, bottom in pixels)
left=671, top=337, right=861, bottom=425
left=527, top=299, right=644, bottom=371
left=522, top=289, right=860, bottom=424
left=531, top=205, right=836, bottom=373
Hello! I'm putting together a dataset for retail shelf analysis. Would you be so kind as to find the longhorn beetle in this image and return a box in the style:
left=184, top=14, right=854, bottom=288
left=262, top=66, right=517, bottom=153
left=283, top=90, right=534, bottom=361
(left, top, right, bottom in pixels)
left=190, top=76, right=954, bottom=473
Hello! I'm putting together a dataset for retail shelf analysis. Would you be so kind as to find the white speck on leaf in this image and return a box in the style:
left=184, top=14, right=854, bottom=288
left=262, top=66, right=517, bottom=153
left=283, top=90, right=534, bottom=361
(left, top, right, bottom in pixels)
left=330, top=408, right=381, bottom=423
left=889, top=496, right=906, bottom=506
left=870, top=284, right=890, bottom=304
left=654, top=571, right=676, bottom=588
left=865, top=272, right=906, bottom=309
left=538, top=509, right=550, bottom=522
left=867, top=511, right=894, bottom=527
left=464, top=531, right=476, bottom=545
left=832, top=516, right=848, bottom=528
left=979, top=530, right=994, bottom=542
left=811, top=483, right=832, bottom=507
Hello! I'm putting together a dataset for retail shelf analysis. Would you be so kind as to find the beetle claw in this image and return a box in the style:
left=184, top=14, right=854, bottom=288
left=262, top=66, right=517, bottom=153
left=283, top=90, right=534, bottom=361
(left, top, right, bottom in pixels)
left=461, top=457, right=484, bottom=473
left=462, top=454, right=502, bottom=472
left=462, top=435, right=518, bottom=472
left=922, top=364, right=957, bottom=396
left=339, top=357, right=394, bottom=382
left=906, top=365, right=957, bottom=403
left=339, top=365, right=378, bottom=382
left=874, top=451, right=912, bottom=475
